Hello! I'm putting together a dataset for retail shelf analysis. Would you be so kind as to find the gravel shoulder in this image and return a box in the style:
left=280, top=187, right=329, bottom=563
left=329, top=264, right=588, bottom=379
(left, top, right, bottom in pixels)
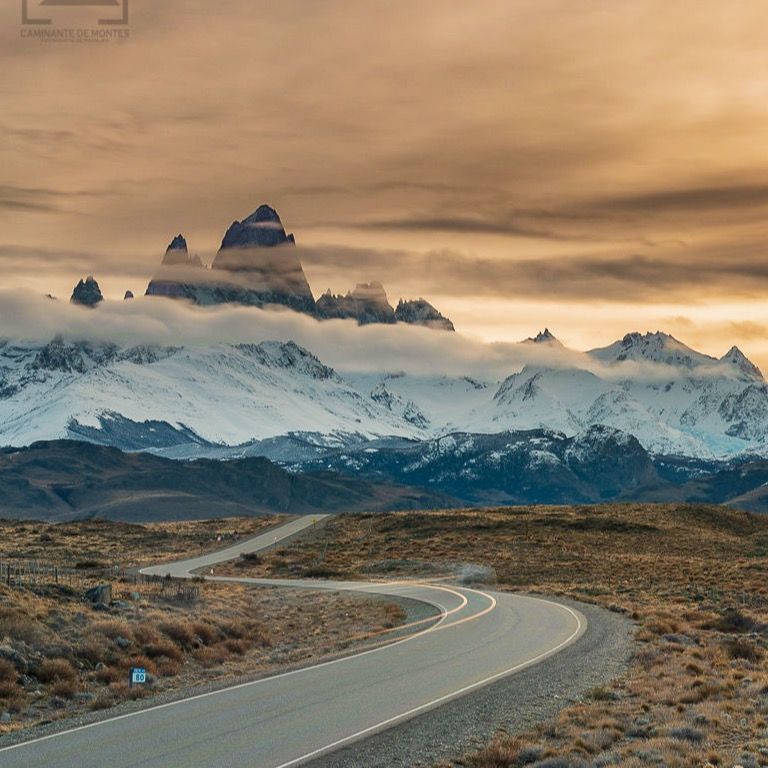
left=307, top=595, right=635, bottom=768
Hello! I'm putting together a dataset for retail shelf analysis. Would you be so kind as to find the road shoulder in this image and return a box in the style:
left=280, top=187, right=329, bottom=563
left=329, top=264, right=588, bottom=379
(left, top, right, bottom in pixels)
left=306, top=596, right=634, bottom=768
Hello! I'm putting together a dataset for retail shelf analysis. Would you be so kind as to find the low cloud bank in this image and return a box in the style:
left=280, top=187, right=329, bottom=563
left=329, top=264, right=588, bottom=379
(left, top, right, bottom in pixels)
left=0, top=290, right=737, bottom=384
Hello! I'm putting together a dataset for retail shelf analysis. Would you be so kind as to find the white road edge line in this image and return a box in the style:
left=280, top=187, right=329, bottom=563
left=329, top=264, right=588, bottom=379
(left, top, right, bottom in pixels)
left=273, top=595, right=585, bottom=768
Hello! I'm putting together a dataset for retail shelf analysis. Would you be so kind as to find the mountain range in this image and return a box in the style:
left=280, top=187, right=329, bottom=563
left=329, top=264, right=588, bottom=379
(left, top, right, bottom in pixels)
left=7, top=201, right=768, bottom=517
left=0, top=328, right=765, bottom=463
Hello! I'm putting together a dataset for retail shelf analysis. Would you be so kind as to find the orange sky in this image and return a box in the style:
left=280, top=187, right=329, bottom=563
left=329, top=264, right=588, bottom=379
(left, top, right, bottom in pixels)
left=3, top=1, right=768, bottom=364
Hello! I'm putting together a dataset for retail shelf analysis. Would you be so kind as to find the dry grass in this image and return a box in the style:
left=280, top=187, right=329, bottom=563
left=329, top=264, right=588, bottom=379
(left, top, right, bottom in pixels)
left=0, top=516, right=283, bottom=570
left=0, top=517, right=407, bottom=735
left=224, top=504, right=768, bottom=768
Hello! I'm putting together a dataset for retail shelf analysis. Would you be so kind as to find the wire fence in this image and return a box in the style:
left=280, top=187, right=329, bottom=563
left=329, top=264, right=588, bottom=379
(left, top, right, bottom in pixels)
left=0, top=558, right=86, bottom=588
left=0, top=560, right=201, bottom=602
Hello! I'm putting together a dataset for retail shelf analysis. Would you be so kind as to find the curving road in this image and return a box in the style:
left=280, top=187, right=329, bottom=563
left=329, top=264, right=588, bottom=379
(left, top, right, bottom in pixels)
left=0, top=515, right=586, bottom=768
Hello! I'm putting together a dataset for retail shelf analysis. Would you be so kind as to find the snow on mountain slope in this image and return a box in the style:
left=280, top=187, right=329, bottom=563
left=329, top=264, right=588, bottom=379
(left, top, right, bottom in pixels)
left=0, top=329, right=767, bottom=459
left=0, top=339, right=423, bottom=447
left=589, top=331, right=717, bottom=369
left=343, top=372, right=491, bottom=434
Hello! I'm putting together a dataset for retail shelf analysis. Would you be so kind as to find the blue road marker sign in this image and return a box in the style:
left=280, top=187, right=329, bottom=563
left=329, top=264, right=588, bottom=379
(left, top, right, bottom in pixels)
left=130, top=667, right=147, bottom=687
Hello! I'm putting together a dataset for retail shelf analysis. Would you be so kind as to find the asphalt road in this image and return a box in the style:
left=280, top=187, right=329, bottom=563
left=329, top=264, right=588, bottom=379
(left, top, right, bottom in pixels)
left=0, top=516, right=586, bottom=768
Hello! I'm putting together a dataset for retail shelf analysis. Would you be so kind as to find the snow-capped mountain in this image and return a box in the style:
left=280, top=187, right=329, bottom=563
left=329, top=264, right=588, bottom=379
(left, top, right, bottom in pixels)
left=0, top=338, right=423, bottom=447
left=0, top=329, right=766, bottom=460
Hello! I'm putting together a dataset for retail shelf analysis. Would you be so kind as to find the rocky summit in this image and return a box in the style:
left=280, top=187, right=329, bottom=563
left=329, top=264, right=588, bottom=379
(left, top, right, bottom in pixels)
left=160, top=234, right=203, bottom=267
left=394, top=299, right=455, bottom=331
left=216, top=204, right=296, bottom=251
left=142, top=203, right=454, bottom=329
left=70, top=276, right=103, bottom=307
left=316, top=282, right=397, bottom=325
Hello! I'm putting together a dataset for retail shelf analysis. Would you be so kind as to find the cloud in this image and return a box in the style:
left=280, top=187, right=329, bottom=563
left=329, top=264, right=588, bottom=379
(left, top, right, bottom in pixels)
left=727, top=321, right=768, bottom=341
left=343, top=216, right=571, bottom=241
left=589, top=183, right=768, bottom=215
left=297, top=244, right=768, bottom=303
left=3, top=0, right=768, bottom=350
left=0, top=186, right=113, bottom=216
left=0, top=290, right=746, bottom=390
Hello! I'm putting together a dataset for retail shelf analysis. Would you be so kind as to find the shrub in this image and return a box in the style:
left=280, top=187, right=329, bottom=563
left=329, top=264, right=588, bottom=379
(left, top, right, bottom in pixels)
left=222, top=639, right=248, bottom=656
left=193, top=646, right=231, bottom=667
left=36, top=658, right=76, bottom=683
left=89, top=691, right=114, bottom=711
left=190, top=622, right=219, bottom=646
left=0, top=679, right=20, bottom=699
left=158, top=621, right=195, bottom=649
left=704, top=608, right=758, bottom=634
left=723, top=638, right=763, bottom=663
left=0, top=607, right=43, bottom=644
left=95, top=665, right=124, bottom=685
left=51, top=679, right=78, bottom=699
left=670, top=726, right=705, bottom=743
left=143, top=641, right=183, bottom=663
left=92, top=620, right=133, bottom=642
left=155, top=657, right=182, bottom=677
left=117, top=655, right=157, bottom=676
left=465, top=736, right=525, bottom=766
left=132, top=624, right=160, bottom=645
left=0, top=659, right=18, bottom=683
left=74, top=640, right=105, bottom=666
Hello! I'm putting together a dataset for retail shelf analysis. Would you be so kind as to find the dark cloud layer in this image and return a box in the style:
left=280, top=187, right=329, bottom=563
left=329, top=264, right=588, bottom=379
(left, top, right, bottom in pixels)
left=2, top=0, right=768, bottom=360
left=299, top=245, right=768, bottom=303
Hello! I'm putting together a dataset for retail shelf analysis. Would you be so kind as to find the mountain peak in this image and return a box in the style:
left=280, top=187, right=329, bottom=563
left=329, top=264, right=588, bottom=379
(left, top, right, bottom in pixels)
left=523, top=328, right=562, bottom=345
left=394, top=298, right=455, bottom=331
left=219, top=204, right=295, bottom=250
left=161, top=234, right=203, bottom=267
left=242, top=204, right=282, bottom=226
left=620, top=330, right=671, bottom=347
left=70, top=276, right=103, bottom=308
left=167, top=234, right=187, bottom=252
left=721, top=345, right=764, bottom=381
left=590, top=330, right=715, bottom=368
left=350, top=281, right=388, bottom=302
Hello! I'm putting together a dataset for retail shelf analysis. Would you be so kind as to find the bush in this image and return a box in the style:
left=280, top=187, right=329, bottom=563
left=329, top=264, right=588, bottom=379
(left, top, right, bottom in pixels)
left=0, top=679, right=20, bottom=699
left=51, top=679, right=78, bottom=699
left=190, top=622, right=219, bottom=646
left=74, top=640, right=105, bottom=666
left=0, top=659, right=18, bottom=683
left=92, top=620, right=133, bottom=642
left=158, top=621, right=195, bottom=650
left=222, top=639, right=248, bottom=656
left=192, top=646, right=231, bottom=667
left=723, top=638, right=763, bottom=663
left=670, top=726, right=705, bottom=743
left=95, top=666, right=123, bottom=685
left=704, top=608, right=758, bottom=634
left=0, top=607, right=43, bottom=644
left=143, top=641, right=183, bottom=663
left=36, top=658, right=76, bottom=683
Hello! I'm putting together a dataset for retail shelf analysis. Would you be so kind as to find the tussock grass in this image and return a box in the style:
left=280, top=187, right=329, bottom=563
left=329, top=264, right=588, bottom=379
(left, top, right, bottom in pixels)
left=0, top=517, right=407, bottom=733
left=232, top=504, right=768, bottom=768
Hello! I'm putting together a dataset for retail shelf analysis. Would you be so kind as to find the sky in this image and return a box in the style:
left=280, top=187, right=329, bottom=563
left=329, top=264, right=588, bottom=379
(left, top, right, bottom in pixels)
left=3, top=1, right=768, bottom=366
